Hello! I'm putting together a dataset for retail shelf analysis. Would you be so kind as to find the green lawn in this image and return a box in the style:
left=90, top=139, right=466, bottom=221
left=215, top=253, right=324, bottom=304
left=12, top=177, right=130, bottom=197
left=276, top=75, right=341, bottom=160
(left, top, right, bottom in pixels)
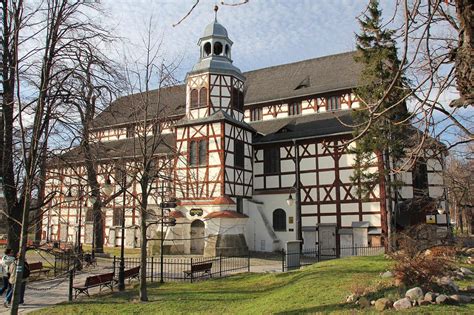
left=33, top=255, right=473, bottom=314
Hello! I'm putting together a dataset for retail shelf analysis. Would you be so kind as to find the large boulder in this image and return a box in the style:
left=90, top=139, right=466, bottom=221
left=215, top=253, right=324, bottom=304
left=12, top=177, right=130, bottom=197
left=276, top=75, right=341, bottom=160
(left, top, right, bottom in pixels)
left=358, top=297, right=370, bottom=308
left=405, top=287, right=424, bottom=301
left=393, top=298, right=412, bottom=310
left=460, top=267, right=473, bottom=276
left=437, top=276, right=459, bottom=292
left=374, top=298, right=392, bottom=311
left=436, top=294, right=449, bottom=304
left=449, top=294, right=472, bottom=304
left=381, top=271, right=393, bottom=278
left=424, top=292, right=438, bottom=302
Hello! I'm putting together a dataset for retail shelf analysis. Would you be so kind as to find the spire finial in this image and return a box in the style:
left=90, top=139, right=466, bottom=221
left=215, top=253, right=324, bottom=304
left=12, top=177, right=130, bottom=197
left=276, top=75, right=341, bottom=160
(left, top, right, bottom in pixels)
left=214, top=5, right=219, bottom=22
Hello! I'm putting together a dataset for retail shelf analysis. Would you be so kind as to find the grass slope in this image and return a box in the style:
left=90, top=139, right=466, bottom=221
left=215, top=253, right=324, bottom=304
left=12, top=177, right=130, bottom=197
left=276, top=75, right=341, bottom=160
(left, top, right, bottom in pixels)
left=34, top=256, right=473, bottom=314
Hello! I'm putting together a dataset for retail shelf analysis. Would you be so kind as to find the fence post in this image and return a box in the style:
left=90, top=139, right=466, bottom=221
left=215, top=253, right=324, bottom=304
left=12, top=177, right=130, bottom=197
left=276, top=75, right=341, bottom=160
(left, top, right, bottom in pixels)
left=190, top=258, right=193, bottom=283
left=68, top=268, right=74, bottom=302
left=248, top=252, right=250, bottom=273
left=317, top=246, right=321, bottom=262
left=219, top=255, right=222, bottom=277
left=151, top=256, right=154, bottom=282
left=281, top=249, right=285, bottom=272
left=113, top=256, right=116, bottom=276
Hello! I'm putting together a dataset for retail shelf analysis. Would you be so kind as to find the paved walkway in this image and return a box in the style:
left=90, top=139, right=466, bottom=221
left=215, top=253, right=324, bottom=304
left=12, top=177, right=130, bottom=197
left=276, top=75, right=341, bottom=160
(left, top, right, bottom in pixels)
left=0, top=255, right=283, bottom=314
left=0, top=265, right=114, bottom=314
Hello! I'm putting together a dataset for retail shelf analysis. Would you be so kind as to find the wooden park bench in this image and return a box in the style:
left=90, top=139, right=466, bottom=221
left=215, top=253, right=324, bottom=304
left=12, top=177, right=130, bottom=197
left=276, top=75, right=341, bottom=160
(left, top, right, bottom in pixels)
left=73, top=272, right=114, bottom=298
left=29, top=262, right=51, bottom=278
left=123, top=266, right=140, bottom=282
left=183, top=262, right=213, bottom=280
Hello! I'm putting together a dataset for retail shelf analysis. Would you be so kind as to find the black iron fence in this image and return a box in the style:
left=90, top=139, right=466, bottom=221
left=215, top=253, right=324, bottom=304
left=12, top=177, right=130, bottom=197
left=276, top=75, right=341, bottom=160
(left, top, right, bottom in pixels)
left=282, top=246, right=385, bottom=271
left=113, top=254, right=250, bottom=283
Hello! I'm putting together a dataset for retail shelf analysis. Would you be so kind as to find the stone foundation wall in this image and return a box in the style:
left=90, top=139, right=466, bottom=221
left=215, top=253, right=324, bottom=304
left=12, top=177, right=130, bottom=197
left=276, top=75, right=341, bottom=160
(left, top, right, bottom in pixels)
left=204, top=234, right=248, bottom=257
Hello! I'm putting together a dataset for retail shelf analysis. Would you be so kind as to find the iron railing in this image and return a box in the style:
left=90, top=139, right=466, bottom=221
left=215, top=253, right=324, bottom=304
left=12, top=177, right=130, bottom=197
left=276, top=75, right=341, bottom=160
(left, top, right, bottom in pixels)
left=113, top=254, right=250, bottom=283
left=282, top=246, right=385, bottom=271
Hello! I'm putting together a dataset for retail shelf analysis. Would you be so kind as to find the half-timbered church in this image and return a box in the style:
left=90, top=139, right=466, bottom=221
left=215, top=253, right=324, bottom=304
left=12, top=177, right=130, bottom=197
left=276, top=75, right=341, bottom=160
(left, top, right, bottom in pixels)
left=41, top=16, right=447, bottom=256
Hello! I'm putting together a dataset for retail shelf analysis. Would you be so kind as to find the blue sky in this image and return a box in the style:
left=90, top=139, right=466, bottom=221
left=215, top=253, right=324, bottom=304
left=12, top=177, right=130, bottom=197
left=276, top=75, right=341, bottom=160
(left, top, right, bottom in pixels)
left=104, top=0, right=394, bottom=80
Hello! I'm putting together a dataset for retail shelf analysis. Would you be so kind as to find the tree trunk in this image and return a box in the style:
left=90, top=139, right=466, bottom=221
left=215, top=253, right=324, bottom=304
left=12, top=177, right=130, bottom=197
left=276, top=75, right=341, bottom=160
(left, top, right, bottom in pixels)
left=139, top=180, right=149, bottom=302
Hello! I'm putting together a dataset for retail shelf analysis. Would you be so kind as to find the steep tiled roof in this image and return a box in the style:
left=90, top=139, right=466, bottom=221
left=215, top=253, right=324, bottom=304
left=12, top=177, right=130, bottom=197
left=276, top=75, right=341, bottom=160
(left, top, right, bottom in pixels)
left=244, top=51, right=361, bottom=105
left=92, top=51, right=360, bottom=129
left=56, top=133, right=176, bottom=164
left=251, top=110, right=353, bottom=144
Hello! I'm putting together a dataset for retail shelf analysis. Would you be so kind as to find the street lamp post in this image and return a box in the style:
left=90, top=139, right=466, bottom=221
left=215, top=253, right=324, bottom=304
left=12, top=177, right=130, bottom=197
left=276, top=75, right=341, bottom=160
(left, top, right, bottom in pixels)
left=287, top=140, right=303, bottom=247
left=118, top=173, right=126, bottom=291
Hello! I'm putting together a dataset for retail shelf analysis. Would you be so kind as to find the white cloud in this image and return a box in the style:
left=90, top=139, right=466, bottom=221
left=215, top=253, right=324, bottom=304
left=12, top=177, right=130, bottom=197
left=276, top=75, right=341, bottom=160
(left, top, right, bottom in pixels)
left=99, top=0, right=395, bottom=80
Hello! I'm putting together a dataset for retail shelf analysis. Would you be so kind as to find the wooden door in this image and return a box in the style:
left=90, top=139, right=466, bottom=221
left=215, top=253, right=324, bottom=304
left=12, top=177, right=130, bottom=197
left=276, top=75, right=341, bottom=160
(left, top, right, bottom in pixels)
left=190, top=220, right=205, bottom=255
left=318, top=225, right=336, bottom=259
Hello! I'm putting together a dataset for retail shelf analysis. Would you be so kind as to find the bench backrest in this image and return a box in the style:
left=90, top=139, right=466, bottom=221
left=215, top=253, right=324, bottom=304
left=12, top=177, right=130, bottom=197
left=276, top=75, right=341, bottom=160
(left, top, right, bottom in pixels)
left=124, top=266, right=140, bottom=278
left=85, top=272, right=114, bottom=286
left=29, top=262, right=43, bottom=271
left=191, top=262, right=212, bottom=272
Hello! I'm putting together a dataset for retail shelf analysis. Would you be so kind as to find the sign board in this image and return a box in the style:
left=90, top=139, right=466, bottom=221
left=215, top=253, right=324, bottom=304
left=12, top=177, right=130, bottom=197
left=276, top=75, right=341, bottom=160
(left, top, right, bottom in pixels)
left=190, top=208, right=203, bottom=216
left=426, top=214, right=436, bottom=224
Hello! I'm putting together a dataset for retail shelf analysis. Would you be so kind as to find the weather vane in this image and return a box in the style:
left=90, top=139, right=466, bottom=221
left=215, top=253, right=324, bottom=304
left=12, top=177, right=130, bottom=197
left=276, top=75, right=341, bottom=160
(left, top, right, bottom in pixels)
left=214, top=4, right=219, bottom=21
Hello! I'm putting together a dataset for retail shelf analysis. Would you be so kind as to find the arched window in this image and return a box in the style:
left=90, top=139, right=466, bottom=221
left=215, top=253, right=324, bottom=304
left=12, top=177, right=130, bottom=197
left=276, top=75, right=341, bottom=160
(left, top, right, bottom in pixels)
left=203, top=42, right=211, bottom=56
left=214, top=41, right=223, bottom=55
left=190, top=89, right=199, bottom=108
left=273, top=208, right=286, bottom=232
left=225, top=44, right=230, bottom=57
left=199, top=87, right=207, bottom=107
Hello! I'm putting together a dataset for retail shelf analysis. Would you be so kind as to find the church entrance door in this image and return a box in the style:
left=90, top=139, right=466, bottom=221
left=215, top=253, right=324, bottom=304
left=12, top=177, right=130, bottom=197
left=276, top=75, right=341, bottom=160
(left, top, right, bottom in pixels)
left=190, top=220, right=205, bottom=255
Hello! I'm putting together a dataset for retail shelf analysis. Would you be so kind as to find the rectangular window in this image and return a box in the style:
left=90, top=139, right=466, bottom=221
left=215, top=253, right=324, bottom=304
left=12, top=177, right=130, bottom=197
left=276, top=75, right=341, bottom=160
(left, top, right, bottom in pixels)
left=327, top=96, right=341, bottom=110
left=288, top=101, right=301, bottom=116
left=113, top=208, right=123, bottom=227
left=236, top=197, right=243, bottom=213
left=189, top=140, right=198, bottom=166
left=189, top=139, right=208, bottom=167
left=126, top=126, right=135, bottom=138
left=264, top=147, right=280, bottom=174
left=234, top=139, right=245, bottom=168
left=251, top=107, right=263, bottom=121
left=199, top=140, right=207, bottom=166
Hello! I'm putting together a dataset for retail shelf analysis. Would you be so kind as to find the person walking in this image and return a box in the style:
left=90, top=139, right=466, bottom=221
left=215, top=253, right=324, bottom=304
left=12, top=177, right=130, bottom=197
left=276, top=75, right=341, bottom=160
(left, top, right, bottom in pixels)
left=4, top=255, right=29, bottom=307
left=0, top=249, right=14, bottom=296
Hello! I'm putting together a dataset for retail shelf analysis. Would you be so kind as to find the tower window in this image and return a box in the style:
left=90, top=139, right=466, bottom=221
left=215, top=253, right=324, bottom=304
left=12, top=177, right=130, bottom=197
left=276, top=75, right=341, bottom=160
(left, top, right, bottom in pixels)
left=189, top=139, right=208, bottom=167
left=204, top=42, right=211, bottom=56
left=190, top=89, right=199, bottom=108
left=225, top=44, right=230, bottom=57
left=273, top=209, right=286, bottom=232
left=251, top=107, right=263, bottom=121
left=288, top=101, right=301, bottom=116
left=264, top=147, right=280, bottom=174
left=234, top=139, right=245, bottom=168
left=199, top=87, right=207, bottom=107
left=327, top=96, right=341, bottom=110
left=232, top=87, right=244, bottom=111
left=214, top=42, right=223, bottom=55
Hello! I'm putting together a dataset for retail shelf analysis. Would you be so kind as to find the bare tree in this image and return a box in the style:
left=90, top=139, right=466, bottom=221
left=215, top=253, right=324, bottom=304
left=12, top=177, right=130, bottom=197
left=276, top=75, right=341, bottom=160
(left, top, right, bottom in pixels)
left=119, top=18, right=180, bottom=301
left=0, top=0, right=115, bottom=312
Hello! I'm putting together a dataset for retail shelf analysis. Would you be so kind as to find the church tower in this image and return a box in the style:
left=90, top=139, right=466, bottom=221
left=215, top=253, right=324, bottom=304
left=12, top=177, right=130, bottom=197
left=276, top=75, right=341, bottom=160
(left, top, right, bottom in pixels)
left=185, top=8, right=245, bottom=121
left=173, top=7, right=253, bottom=256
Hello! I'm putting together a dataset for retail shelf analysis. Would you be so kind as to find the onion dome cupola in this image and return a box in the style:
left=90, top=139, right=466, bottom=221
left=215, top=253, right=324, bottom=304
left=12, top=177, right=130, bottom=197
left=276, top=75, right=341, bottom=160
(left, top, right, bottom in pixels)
left=188, top=7, right=244, bottom=80
left=185, top=6, right=246, bottom=121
